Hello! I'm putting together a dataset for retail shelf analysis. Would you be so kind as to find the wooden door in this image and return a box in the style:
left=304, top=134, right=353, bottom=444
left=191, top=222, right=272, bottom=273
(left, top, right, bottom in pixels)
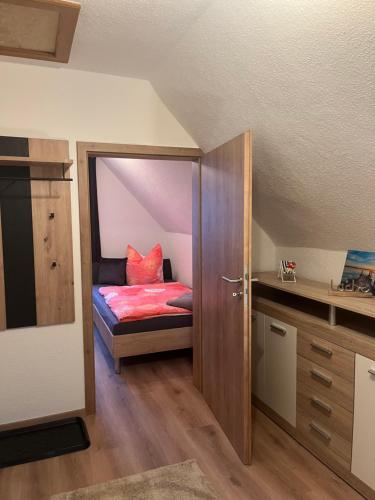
left=201, top=131, right=252, bottom=463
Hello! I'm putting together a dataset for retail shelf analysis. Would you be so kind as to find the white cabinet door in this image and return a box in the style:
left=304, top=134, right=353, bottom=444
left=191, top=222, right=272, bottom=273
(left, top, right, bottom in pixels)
left=265, top=315, right=297, bottom=427
left=251, top=310, right=266, bottom=402
left=351, top=354, right=375, bottom=490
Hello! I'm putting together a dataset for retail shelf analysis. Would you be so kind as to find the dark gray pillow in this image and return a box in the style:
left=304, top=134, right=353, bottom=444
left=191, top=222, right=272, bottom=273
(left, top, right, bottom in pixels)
left=167, top=292, right=193, bottom=311
left=96, top=258, right=126, bottom=285
left=93, top=257, right=173, bottom=285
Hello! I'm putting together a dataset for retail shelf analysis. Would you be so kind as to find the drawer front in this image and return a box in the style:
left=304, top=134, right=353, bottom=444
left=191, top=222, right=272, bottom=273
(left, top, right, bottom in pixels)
left=297, top=382, right=353, bottom=442
left=264, top=315, right=297, bottom=427
left=351, top=354, right=375, bottom=490
left=297, top=355, right=354, bottom=413
left=297, top=412, right=352, bottom=470
left=298, top=329, right=354, bottom=382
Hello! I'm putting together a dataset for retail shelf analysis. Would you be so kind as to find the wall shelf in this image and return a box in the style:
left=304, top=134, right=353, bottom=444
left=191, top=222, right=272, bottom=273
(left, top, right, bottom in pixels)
left=253, top=272, right=375, bottom=319
left=0, top=156, right=73, bottom=168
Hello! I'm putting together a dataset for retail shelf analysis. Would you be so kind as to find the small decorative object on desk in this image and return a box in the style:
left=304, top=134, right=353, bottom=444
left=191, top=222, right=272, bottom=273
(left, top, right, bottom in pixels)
left=329, top=249, right=375, bottom=298
left=278, top=260, right=297, bottom=282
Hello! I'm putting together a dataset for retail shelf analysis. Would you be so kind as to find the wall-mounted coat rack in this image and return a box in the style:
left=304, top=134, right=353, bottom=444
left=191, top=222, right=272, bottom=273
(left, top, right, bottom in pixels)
left=0, top=136, right=75, bottom=331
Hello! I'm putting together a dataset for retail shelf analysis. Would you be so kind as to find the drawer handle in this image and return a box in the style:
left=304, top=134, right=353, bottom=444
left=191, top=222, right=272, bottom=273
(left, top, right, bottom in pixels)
left=310, top=369, right=332, bottom=386
left=310, top=396, right=332, bottom=414
left=311, top=341, right=333, bottom=358
left=270, top=323, right=287, bottom=336
left=309, top=421, right=331, bottom=441
left=368, top=367, right=375, bottom=376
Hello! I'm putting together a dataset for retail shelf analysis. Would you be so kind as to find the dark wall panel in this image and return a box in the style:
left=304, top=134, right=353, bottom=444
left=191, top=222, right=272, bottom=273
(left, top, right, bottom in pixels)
left=0, top=137, right=29, bottom=157
left=0, top=167, right=37, bottom=328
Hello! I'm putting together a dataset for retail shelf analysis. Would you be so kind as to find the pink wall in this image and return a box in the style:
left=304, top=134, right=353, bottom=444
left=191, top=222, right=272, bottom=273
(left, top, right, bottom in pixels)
left=104, top=157, right=192, bottom=234
left=96, top=158, right=193, bottom=286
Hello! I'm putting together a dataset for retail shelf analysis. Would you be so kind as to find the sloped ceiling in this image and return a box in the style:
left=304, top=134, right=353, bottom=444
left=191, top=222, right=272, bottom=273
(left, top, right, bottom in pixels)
left=103, top=158, right=192, bottom=234
left=8, top=1, right=375, bottom=250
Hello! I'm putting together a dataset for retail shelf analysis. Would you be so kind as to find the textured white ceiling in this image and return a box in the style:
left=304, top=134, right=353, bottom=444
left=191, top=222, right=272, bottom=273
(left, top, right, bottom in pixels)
left=8, top=1, right=375, bottom=250
left=103, top=157, right=192, bottom=235
left=69, top=0, right=210, bottom=78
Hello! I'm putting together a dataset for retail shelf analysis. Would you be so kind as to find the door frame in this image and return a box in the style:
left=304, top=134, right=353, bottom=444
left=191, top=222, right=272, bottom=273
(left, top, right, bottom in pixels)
left=76, top=141, right=203, bottom=414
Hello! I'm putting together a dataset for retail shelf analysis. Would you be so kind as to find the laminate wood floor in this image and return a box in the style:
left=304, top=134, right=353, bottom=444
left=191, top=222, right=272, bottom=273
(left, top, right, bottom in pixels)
left=0, top=331, right=361, bottom=500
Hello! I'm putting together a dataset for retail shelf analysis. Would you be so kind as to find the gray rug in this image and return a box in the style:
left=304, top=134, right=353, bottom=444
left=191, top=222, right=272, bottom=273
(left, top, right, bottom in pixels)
left=51, top=459, right=219, bottom=499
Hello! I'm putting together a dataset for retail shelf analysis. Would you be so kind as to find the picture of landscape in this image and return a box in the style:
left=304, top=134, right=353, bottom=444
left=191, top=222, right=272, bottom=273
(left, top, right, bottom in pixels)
left=340, top=250, right=375, bottom=294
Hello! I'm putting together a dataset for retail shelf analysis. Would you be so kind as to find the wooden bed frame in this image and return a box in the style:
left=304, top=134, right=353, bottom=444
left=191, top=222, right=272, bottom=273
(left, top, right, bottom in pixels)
left=93, top=304, right=193, bottom=373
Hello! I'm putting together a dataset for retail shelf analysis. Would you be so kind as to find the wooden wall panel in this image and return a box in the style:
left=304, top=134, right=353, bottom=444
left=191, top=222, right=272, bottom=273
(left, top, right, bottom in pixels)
left=30, top=165, right=74, bottom=326
left=0, top=211, right=6, bottom=331
left=28, top=138, right=69, bottom=163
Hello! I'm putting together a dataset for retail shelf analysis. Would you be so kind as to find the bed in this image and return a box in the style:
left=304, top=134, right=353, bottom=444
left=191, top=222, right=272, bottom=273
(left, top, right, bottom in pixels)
left=92, top=258, right=193, bottom=373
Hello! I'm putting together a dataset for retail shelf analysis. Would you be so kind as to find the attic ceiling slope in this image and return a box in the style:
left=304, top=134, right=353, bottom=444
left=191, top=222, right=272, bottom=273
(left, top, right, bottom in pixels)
left=103, top=158, right=193, bottom=235
left=149, top=0, right=375, bottom=251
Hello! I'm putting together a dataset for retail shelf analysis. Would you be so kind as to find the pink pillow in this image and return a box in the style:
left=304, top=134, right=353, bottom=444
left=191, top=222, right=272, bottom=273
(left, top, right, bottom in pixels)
left=126, top=243, right=164, bottom=285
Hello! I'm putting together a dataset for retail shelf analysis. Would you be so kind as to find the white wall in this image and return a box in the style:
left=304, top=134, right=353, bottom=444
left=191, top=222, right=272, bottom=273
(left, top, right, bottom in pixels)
left=96, top=159, right=171, bottom=257
left=275, top=247, right=347, bottom=284
left=252, top=219, right=276, bottom=273
left=0, top=61, right=196, bottom=425
left=252, top=219, right=348, bottom=284
left=96, top=160, right=193, bottom=286
left=166, top=233, right=193, bottom=287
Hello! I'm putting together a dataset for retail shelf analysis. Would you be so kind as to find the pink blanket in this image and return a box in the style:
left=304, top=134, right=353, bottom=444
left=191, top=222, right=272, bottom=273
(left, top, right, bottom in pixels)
left=99, top=282, right=192, bottom=322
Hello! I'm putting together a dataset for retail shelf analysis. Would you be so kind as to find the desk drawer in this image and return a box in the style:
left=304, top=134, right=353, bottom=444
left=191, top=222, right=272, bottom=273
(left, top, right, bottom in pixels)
left=298, top=329, right=354, bottom=382
left=297, top=411, right=352, bottom=470
left=297, top=382, right=353, bottom=442
left=297, top=356, right=354, bottom=413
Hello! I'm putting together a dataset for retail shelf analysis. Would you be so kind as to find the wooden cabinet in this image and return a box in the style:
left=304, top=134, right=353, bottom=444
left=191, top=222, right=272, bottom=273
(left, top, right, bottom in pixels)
left=252, top=312, right=297, bottom=427
left=251, top=310, right=266, bottom=402
left=351, top=354, right=375, bottom=490
left=264, top=315, right=297, bottom=427
left=252, top=272, right=375, bottom=499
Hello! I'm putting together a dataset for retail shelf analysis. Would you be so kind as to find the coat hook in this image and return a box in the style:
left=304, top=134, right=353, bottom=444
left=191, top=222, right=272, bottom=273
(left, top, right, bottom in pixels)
left=49, top=212, right=55, bottom=220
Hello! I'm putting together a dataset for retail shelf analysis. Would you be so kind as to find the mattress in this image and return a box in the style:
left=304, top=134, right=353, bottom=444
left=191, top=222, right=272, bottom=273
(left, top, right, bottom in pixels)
left=92, top=285, right=193, bottom=336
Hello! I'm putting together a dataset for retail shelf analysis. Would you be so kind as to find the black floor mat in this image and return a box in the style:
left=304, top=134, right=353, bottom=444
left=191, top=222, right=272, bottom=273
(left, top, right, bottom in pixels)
left=0, top=417, right=90, bottom=468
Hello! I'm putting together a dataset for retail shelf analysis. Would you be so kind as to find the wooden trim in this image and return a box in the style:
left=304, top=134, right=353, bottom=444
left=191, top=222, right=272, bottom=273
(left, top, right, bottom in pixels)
left=77, top=141, right=202, bottom=414
left=192, top=159, right=202, bottom=390
left=243, top=130, right=252, bottom=463
left=0, top=211, right=6, bottom=331
left=76, top=142, right=203, bottom=159
left=0, top=408, right=85, bottom=432
left=0, top=0, right=80, bottom=63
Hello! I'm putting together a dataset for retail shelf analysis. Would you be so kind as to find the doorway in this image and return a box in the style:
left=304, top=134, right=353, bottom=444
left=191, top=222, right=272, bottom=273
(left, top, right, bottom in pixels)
left=76, top=142, right=203, bottom=415
left=77, top=132, right=252, bottom=465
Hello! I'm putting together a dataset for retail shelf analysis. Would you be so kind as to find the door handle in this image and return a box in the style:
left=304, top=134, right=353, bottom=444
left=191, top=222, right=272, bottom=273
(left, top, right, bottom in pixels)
left=222, top=276, right=243, bottom=284
left=309, top=421, right=331, bottom=441
left=311, top=341, right=333, bottom=358
left=368, top=367, right=375, bottom=376
left=270, top=323, right=287, bottom=336
left=310, top=396, right=332, bottom=414
left=310, top=369, right=332, bottom=386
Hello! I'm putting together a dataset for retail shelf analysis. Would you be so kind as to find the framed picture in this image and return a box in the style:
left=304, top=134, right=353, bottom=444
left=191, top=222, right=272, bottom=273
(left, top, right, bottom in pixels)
left=339, top=250, right=375, bottom=295
left=278, top=260, right=296, bottom=282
